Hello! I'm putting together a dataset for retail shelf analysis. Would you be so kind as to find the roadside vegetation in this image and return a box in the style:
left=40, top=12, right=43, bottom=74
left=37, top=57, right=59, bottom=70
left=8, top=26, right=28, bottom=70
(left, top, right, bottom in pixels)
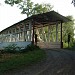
left=0, top=44, right=46, bottom=74
left=67, top=42, right=75, bottom=51
left=63, top=39, right=75, bottom=51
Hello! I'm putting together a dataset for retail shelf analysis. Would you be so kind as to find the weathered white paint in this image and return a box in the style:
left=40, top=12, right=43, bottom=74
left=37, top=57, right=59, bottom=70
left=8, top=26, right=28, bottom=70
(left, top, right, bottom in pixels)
left=0, top=41, right=31, bottom=49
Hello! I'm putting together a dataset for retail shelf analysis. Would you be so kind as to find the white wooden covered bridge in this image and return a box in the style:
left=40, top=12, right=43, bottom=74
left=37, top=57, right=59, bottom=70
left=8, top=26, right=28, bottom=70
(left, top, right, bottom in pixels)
left=0, top=11, right=70, bottom=49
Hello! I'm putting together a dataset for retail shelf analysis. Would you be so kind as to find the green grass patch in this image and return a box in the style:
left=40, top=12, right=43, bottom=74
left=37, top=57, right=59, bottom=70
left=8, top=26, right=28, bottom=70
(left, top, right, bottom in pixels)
left=0, top=49, right=46, bottom=74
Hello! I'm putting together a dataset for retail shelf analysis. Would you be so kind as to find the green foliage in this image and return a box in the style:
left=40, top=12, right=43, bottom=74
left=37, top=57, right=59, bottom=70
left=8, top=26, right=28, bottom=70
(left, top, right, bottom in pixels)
left=67, top=41, right=75, bottom=51
left=18, top=0, right=33, bottom=17
left=71, top=0, right=75, bottom=7
left=25, top=44, right=40, bottom=50
left=63, top=40, right=75, bottom=50
left=32, top=3, right=53, bottom=15
left=32, top=3, right=53, bottom=16
left=0, top=49, right=46, bottom=74
left=3, top=44, right=21, bottom=53
left=71, top=42, right=75, bottom=48
left=19, top=1, right=53, bottom=17
left=62, top=16, right=75, bottom=43
left=3, top=44, right=40, bottom=53
left=20, top=44, right=40, bottom=53
left=5, top=0, right=23, bottom=6
left=5, top=0, right=53, bottom=17
left=63, top=42, right=68, bottom=48
left=32, top=3, right=43, bottom=15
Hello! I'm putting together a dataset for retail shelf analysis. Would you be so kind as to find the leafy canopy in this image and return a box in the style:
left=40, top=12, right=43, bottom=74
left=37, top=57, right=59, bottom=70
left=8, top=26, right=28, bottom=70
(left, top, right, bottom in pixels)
left=5, top=0, right=53, bottom=17
left=71, top=0, right=75, bottom=7
left=5, top=0, right=23, bottom=6
left=62, top=16, right=75, bottom=42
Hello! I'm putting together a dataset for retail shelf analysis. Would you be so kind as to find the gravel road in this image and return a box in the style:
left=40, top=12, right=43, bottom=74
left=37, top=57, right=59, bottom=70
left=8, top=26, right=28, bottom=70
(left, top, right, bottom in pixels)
left=2, top=49, right=75, bottom=75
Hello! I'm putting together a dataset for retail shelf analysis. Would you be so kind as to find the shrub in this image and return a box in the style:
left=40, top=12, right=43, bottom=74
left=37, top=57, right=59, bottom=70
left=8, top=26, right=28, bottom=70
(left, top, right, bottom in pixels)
left=20, top=44, right=40, bottom=53
left=25, top=44, right=40, bottom=51
left=63, top=43, right=68, bottom=48
left=3, top=44, right=21, bottom=53
left=69, top=42, right=75, bottom=50
left=3, top=44, right=41, bottom=53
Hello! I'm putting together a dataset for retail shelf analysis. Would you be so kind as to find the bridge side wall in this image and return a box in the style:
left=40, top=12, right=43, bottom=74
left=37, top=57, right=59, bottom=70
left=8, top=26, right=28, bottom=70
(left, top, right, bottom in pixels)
left=0, top=41, right=31, bottom=50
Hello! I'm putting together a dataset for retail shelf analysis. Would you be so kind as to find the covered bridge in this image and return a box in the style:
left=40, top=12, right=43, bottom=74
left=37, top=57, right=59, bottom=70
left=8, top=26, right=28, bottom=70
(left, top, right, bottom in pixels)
left=0, top=11, right=70, bottom=49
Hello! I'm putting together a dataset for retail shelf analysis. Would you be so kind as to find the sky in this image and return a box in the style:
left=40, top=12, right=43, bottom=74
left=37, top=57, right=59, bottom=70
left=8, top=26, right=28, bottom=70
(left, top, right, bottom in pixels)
left=0, top=0, right=75, bottom=31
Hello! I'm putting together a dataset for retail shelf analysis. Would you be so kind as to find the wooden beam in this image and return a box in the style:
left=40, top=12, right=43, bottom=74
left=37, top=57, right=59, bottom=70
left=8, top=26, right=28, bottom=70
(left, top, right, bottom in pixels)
left=24, top=24, right=26, bottom=41
left=48, top=25, right=50, bottom=42
left=61, top=21, right=63, bottom=48
left=56, top=22, right=58, bottom=42
left=19, top=26, right=21, bottom=41
left=29, top=21, right=32, bottom=41
left=32, top=20, right=35, bottom=44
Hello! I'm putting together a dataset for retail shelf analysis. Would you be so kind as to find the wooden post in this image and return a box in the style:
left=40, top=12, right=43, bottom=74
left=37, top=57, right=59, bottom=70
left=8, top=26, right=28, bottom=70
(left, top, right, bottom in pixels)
left=29, top=21, right=32, bottom=41
left=56, top=22, right=58, bottom=42
left=1, top=34, right=3, bottom=42
left=48, top=25, right=50, bottom=42
left=15, top=27, right=19, bottom=42
left=42, top=25, right=44, bottom=42
left=9, top=30, right=12, bottom=42
left=24, top=24, right=26, bottom=41
left=24, top=24, right=28, bottom=41
left=10, top=34, right=12, bottom=42
left=32, top=20, right=34, bottom=44
left=19, top=26, right=21, bottom=41
left=35, top=34, right=37, bottom=45
left=14, top=28, right=16, bottom=42
left=7, top=31, right=9, bottom=42
left=11, top=29, right=13, bottom=42
left=61, top=21, right=63, bottom=48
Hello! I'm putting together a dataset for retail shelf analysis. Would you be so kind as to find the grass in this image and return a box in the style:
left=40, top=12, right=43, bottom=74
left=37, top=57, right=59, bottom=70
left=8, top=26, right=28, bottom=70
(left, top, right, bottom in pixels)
left=0, top=49, right=46, bottom=74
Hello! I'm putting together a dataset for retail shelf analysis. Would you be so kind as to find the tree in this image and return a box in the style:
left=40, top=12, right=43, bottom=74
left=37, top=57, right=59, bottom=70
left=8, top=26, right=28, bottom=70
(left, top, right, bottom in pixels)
left=5, top=0, right=23, bottom=6
left=5, top=0, right=75, bottom=8
left=19, top=1, right=53, bottom=17
left=71, top=0, right=75, bottom=7
left=32, top=3, right=53, bottom=15
left=18, top=0, right=33, bottom=17
left=62, top=16, right=75, bottom=43
left=5, top=0, right=53, bottom=17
